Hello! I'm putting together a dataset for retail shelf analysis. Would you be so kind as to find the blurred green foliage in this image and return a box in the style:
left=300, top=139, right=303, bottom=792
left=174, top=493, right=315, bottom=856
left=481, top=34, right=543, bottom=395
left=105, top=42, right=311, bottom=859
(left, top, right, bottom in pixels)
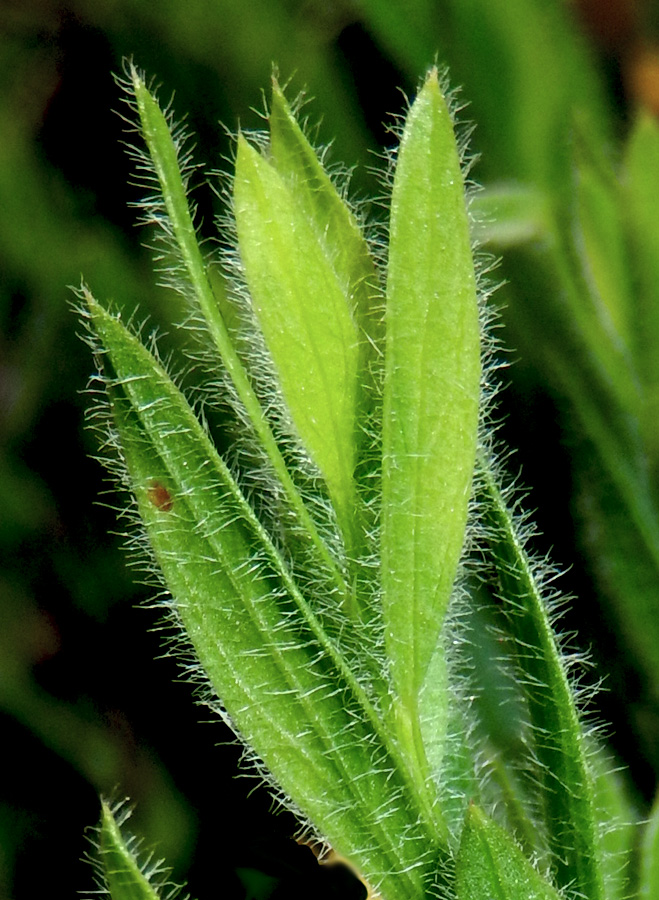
left=2, top=1, right=659, bottom=898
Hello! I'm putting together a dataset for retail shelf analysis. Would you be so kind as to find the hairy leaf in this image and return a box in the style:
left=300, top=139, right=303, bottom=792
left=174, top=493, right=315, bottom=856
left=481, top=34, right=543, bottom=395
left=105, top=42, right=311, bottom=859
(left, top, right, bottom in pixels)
left=382, top=68, right=480, bottom=798
left=479, top=458, right=604, bottom=900
left=234, top=134, right=360, bottom=555
left=456, top=804, right=561, bottom=900
left=639, top=789, right=659, bottom=899
left=85, top=293, right=438, bottom=900
left=268, top=79, right=380, bottom=357
left=95, top=801, right=176, bottom=900
left=129, top=63, right=351, bottom=610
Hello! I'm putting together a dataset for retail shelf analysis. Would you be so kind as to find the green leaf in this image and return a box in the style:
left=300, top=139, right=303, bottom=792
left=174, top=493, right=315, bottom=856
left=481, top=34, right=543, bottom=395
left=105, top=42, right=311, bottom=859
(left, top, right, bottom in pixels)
left=233, top=133, right=362, bottom=559
left=498, top=244, right=659, bottom=695
left=128, top=63, right=351, bottom=610
left=456, top=804, right=561, bottom=900
left=624, top=111, right=659, bottom=470
left=417, top=640, right=449, bottom=786
left=573, top=129, right=634, bottom=351
left=458, top=594, right=540, bottom=856
left=470, top=183, right=550, bottom=248
left=96, top=800, right=177, bottom=900
left=575, top=450, right=659, bottom=709
left=84, top=292, right=437, bottom=900
left=128, top=64, right=223, bottom=355
left=268, top=81, right=384, bottom=523
left=590, top=747, right=637, bottom=900
left=381, top=68, right=480, bottom=786
left=268, top=79, right=381, bottom=356
left=639, top=788, right=659, bottom=898
left=435, top=700, right=480, bottom=848
left=479, top=459, right=604, bottom=900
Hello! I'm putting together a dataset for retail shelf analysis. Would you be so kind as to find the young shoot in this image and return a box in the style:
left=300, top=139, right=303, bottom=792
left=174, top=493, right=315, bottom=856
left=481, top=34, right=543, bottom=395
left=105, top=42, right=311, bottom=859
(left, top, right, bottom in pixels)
left=80, top=62, right=613, bottom=900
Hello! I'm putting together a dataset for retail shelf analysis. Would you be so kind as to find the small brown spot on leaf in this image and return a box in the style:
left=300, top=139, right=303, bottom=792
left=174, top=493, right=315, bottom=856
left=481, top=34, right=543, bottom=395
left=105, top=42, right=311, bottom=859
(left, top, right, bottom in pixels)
left=147, top=481, right=173, bottom=512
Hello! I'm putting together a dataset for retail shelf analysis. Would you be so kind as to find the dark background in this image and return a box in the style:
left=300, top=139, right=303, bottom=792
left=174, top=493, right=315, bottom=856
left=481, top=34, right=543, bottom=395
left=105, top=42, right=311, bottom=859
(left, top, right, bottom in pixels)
left=2, top=1, right=659, bottom=898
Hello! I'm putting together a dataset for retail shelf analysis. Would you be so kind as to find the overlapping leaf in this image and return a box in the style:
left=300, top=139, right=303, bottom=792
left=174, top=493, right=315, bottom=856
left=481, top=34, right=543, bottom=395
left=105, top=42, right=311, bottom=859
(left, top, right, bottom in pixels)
left=639, top=790, right=659, bottom=898
left=233, top=136, right=361, bottom=556
left=83, top=62, right=618, bottom=900
left=129, top=63, right=351, bottom=612
left=85, top=293, right=436, bottom=900
left=382, top=70, right=480, bottom=798
left=479, top=459, right=604, bottom=900
left=456, top=805, right=561, bottom=900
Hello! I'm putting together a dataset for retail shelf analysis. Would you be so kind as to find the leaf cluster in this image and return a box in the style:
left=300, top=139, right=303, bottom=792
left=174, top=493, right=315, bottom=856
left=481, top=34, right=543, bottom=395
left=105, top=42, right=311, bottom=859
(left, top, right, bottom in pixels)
left=77, top=60, right=643, bottom=900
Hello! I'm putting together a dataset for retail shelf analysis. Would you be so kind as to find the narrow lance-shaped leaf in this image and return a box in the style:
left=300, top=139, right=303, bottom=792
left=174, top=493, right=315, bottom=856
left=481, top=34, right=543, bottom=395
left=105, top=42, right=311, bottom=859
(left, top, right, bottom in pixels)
left=268, top=79, right=383, bottom=361
left=573, top=129, right=634, bottom=351
left=268, top=81, right=385, bottom=548
left=639, top=788, right=659, bottom=899
left=128, top=63, right=350, bottom=607
left=590, top=746, right=637, bottom=900
left=94, top=800, right=178, bottom=900
left=624, top=111, right=659, bottom=472
left=128, top=63, right=225, bottom=364
left=456, top=804, right=562, bottom=900
left=382, top=69, right=480, bottom=784
left=479, top=457, right=604, bottom=900
left=233, top=135, right=361, bottom=562
left=85, top=293, right=439, bottom=900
